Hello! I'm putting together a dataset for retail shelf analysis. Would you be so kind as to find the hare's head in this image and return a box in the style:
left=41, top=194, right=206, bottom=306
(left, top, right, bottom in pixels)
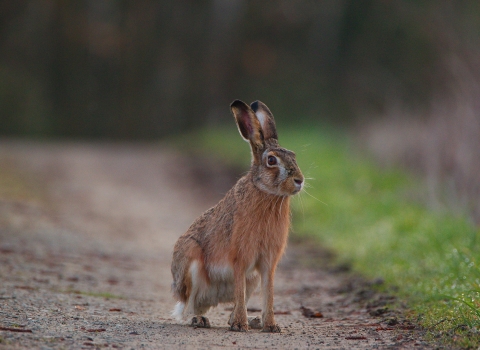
left=231, top=100, right=304, bottom=196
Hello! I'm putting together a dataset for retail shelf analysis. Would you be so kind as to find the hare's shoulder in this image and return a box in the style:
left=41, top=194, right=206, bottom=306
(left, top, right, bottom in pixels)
left=231, top=174, right=256, bottom=199
left=201, top=175, right=252, bottom=217
left=178, top=175, right=254, bottom=243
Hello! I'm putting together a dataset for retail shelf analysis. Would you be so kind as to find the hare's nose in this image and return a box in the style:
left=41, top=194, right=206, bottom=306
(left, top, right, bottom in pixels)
left=294, top=178, right=303, bottom=187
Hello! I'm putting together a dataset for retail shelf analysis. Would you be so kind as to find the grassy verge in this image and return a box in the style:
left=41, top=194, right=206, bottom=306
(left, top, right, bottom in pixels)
left=179, top=124, right=480, bottom=348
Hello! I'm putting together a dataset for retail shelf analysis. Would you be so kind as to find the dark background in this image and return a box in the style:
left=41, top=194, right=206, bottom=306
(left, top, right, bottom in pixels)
left=2, top=1, right=480, bottom=222
left=2, top=0, right=478, bottom=139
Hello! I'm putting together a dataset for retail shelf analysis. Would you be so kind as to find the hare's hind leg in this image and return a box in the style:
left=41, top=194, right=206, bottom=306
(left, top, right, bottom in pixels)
left=186, top=260, right=212, bottom=328
left=190, top=303, right=211, bottom=328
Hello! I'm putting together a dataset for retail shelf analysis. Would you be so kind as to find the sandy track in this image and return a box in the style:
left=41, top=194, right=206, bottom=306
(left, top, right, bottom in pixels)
left=0, top=142, right=431, bottom=349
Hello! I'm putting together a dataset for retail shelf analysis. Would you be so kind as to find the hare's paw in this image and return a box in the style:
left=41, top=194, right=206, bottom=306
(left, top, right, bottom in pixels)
left=262, top=323, right=281, bottom=333
left=190, top=316, right=211, bottom=328
left=229, top=322, right=248, bottom=332
left=248, top=316, right=262, bottom=329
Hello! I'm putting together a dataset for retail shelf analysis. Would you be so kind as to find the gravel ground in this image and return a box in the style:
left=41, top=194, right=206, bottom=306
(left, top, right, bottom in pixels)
left=0, top=141, right=433, bottom=349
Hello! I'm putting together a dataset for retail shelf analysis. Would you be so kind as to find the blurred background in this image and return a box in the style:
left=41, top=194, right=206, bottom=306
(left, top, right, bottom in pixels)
left=1, top=0, right=479, bottom=222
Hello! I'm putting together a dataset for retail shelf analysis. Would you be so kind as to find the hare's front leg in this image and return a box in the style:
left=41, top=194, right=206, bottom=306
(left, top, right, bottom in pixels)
left=229, top=266, right=248, bottom=332
left=261, top=264, right=281, bottom=333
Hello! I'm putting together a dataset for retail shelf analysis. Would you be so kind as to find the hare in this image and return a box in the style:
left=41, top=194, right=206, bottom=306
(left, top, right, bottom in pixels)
left=171, top=100, right=303, bottom=332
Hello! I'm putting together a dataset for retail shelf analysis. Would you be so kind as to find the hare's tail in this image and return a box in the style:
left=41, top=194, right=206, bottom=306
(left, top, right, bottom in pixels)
left=172, top=301, right=185, bottom=321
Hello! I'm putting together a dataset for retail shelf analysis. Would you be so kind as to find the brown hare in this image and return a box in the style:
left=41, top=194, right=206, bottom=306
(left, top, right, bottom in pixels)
left=171, top=100, right=304, bottom=332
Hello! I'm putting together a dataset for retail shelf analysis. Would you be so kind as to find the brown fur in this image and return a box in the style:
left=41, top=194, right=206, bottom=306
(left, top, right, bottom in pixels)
left=171, top=100, right=303, bottom=332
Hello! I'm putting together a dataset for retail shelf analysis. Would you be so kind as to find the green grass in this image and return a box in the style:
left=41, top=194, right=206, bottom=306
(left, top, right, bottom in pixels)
left=62, top=289, right=124, bottom=299
left=181, top=124, right=480, bottom=348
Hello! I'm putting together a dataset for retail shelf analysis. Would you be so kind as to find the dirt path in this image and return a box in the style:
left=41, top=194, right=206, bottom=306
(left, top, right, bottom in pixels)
left=0, top=142, right=431, bottom=349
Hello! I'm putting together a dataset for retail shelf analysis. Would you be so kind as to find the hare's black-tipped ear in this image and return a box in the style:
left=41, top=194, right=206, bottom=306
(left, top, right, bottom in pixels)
left=231, top=100, right=264, bottom=151
left=251, top=100, right=278, bottom=141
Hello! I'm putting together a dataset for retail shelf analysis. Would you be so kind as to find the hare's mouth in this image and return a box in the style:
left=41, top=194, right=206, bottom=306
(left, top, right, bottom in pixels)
left=292, top=188, right=302, bottom=195
left=293, top=178, right=304, bottom=194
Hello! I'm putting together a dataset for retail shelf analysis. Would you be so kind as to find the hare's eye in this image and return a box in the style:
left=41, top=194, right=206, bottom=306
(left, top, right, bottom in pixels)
left=267, top=156, right=277, bottom=166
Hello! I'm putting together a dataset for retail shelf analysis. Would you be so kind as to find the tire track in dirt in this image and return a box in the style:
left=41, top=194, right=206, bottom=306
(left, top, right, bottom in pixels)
left=0, top=142, right=432, bottom=349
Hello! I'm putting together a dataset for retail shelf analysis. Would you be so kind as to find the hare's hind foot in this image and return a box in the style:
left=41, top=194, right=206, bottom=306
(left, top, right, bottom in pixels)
left=262, top=323, right=281, bottom=333
left=227, top=313, right=261, bottom=332
left=248, top=316, right=262, bottom=329
left=190, top=316, right=210, bottom=328
left=228, top=312, right=262, bottom=329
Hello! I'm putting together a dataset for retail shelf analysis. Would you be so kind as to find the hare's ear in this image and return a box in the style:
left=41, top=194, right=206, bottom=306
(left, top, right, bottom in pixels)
left=251, top=101, right=278, bottom=141
left=231, top=100, right=264, bottom=153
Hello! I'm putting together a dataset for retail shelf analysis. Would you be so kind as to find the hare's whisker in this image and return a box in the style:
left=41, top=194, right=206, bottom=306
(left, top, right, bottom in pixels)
left=279, top=196, right=286, bottom=219
left=268, top=196, right=283, bottom=226
left=255, top=193, right=267, bottom=209
left=303, top=188, right=328, bottom=206
left=296, top=193, right=306, bottom=223
left=268, top=195, right=282, bottom=228
left=263, top=195, right=274, bottom=228
left=264, top=195, right=276, bottom=220
left=259, top=194, right=277, bottom=227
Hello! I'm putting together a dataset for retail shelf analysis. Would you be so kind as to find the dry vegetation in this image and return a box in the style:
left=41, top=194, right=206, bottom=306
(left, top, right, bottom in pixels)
left=362, top=53, right=480, bottom=225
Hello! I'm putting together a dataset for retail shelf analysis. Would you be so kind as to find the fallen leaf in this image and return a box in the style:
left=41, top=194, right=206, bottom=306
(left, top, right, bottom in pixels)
left=274, top=310, right=291, bottom=315
left=247, top=307, right=261, bottom=312
left=74, top=305, right=86, bottom=310
left=87, top=328, right=106, bottom=333
left=0, top=327, right=32, bottom=333
left=369, top=307, right=388, bottom=317
left=345, top=336, right=367, bottom=340
left=399, top=325, right=415, bottom=330
left=300, top=306, right=323, bottom=318
left=14, top=286, right=35, bottom=290
left=32, top=278, right=49, bottom=283
left=109, top=308, right=122, bottom=312
left=300, top=306, right=313, bottom=317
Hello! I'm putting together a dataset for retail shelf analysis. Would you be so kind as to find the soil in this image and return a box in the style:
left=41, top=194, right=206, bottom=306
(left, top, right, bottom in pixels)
left=0, top=141, right=433, bottom=349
